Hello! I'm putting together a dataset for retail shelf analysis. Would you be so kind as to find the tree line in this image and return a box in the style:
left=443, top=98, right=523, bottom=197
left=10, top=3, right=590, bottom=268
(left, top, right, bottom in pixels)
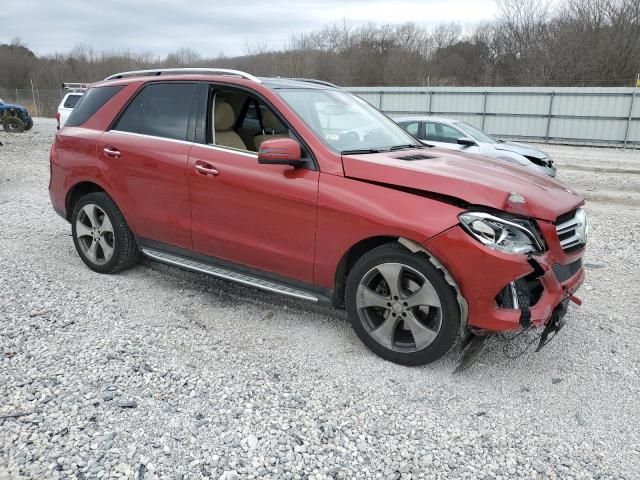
left=1, top=0, right=639, bottom=90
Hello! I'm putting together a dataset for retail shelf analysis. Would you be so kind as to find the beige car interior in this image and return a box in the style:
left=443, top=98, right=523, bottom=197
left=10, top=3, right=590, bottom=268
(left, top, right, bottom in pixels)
left=213, top=102, right=247, bottom=150
left=211, top=90, right=288, bottom=152
left=253, top=108, right=288, bottom=150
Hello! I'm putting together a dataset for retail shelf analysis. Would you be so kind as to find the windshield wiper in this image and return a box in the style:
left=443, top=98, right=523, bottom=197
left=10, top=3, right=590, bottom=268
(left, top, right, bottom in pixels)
left=341, top=148, right=383, bottom=155
left=389, top=144, right=423, bottom=151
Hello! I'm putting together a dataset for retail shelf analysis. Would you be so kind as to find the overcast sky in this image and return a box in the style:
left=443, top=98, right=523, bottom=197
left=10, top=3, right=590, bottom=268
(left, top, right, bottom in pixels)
left=1, top=0, right=499, bottom=58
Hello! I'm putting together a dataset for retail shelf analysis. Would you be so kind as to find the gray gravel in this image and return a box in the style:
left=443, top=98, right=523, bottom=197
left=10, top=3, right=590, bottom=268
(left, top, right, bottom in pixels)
left=1, top=119, right=639, bottom=479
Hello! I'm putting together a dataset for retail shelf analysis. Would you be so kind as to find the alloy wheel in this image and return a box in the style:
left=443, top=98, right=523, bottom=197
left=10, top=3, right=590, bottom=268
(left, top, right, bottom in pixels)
left=355, top=262, right=442, bottom=353
left=75, top=204, right=115, bottom=265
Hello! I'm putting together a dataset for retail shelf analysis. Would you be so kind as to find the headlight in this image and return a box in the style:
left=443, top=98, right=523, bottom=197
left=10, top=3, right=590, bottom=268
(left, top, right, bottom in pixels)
left=458, top=211, right=544, bottom=254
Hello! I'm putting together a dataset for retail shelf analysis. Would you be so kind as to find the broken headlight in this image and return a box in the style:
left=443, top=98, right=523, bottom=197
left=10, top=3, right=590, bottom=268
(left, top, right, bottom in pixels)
left=458, top=211, right=544, bottom=254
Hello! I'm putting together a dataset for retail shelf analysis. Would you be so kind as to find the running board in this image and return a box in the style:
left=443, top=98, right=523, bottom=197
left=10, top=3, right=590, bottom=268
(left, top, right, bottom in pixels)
left=141, top=248, right=320, bottom=302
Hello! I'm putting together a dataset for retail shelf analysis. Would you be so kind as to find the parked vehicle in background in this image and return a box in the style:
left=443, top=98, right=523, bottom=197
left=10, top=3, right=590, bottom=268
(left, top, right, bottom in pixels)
left=395, top=116, right=557, bottom=177
left=0, top=98, right=33, bottom=133
left=56, top=83, right=87, bottom=129
left=49, top=69, right=586, bottom=369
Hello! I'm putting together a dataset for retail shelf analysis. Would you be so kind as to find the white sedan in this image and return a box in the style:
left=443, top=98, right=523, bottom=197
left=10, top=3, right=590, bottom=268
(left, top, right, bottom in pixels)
left=395, top=116, right=557, bottom=177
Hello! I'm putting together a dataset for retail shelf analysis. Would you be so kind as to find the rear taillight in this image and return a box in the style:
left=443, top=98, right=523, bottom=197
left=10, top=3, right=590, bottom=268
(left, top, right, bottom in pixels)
left=56, top=111, right=60, bottom=130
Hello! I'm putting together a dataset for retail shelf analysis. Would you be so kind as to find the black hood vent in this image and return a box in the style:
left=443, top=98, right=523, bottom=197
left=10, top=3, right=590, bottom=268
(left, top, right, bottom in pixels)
left=394, top=153, right=436, bottom=161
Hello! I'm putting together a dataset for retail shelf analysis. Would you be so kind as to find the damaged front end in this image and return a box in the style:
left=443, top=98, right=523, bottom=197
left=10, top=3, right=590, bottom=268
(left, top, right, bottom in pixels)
left=424, top=207, right=588, bottom=372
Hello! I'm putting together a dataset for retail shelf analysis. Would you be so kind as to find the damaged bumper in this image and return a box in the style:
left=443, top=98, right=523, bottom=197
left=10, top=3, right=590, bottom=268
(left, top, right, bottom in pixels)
left=424, top=223, right=585, bottom=333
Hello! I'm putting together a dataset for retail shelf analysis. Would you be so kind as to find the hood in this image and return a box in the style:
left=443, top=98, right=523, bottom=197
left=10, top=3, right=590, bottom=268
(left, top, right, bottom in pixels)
left=0, top=102, right=27, bottom=111
left=494, top=141, right=548, bottom=160
left=341, top=148, right=582, bottom=222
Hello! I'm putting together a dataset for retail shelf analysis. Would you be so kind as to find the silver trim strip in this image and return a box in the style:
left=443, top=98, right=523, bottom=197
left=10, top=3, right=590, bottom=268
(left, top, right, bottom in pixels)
left=108, top=130, right=259, bottom=158
left=142, top=248, right=319, bottom=302
left=556, top=219, right=578, bottom=234
left=194, top=143, right=258, bottom=159
left=555, top=208, right=587, bottom=251
left=105, top=68, right=261, bottom=83
left=109, top=130, right=195, bottom=146
left=560, top=235, right=581, bottom=248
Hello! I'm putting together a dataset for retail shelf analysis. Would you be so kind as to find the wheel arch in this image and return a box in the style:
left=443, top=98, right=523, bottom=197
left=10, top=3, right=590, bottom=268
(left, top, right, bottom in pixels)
left=65, top=181, right=110, bottom=221
left=332, top=235, right=468, bottom=329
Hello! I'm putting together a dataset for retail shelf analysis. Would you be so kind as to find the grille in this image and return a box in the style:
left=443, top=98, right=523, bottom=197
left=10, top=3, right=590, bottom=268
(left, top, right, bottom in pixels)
left=395, top=154, right=436, bottom=161
left=552, top=259, right=582, bottom=283
left=555, top=209, right=587, bottom=252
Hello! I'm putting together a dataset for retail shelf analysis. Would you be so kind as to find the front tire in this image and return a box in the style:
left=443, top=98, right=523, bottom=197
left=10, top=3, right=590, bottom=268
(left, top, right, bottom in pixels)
left=345, top=243, right=460, bottom=366
left=24, top=118, right=33, bottom=131
left=2, top=116, right=25, bottom=133
left=71, top=192, right=141, bottom=274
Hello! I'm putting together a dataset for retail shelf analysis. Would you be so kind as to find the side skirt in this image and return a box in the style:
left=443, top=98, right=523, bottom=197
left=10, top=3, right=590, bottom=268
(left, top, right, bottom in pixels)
left=140, top=246, right=333, bottom=305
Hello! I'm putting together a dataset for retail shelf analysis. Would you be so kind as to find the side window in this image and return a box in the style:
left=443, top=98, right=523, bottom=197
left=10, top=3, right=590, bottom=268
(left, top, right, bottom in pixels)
left=436, top=123, right=463, bottom=144
left=113, top=83, right=195, bottom=141
left=240, top=101, right=261, bottom=131
left=64, top=94, right=82, bottom=108
left=140, top=83, right=195, bottom=141
left=400, top=121, right=420, bottom=137
left=424, top=122, right=437, bottom=141
left=113, top=88, right=146, bottom=133
left=210, top=88, right=251, bottom=151
left=65, top=86, right=122, bottom=127
left=210, top=87, right=288, bottom=152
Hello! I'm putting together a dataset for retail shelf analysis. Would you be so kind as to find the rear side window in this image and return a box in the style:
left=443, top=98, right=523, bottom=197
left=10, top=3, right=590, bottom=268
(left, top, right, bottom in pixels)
left=114, top=83, right=195, bottom=141
left=65, top=86, right=122, bottom=127
left=63, top=94, right=82, bottom=108
left=113, top=89, right=146, bottom=134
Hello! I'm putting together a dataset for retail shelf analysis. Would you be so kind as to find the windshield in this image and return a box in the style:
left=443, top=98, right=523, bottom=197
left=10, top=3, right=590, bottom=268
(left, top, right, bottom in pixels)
left=454, top=121, right=496, bottom=143
left=277, top=89, right=421, bottom=153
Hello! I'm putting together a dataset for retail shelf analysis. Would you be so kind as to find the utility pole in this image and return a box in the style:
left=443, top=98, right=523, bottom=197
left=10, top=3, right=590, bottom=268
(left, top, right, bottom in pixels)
left=623, top=72, right=639, bottom=149
left=30, top=79, right=39, bottom=118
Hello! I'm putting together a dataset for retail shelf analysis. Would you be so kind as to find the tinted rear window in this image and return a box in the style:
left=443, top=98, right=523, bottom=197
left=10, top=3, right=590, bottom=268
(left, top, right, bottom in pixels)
left=65, top=86, right=122, bottom=127
left=113, top=83, right=195, bottom=141
left=63, top=94, right=82, bottom=108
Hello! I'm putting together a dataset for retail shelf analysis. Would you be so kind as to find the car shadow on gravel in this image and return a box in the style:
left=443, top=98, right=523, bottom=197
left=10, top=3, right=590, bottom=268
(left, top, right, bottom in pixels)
left=138, top=257, right=347, bottom=321
left=126, top=258, right=565, bottom=375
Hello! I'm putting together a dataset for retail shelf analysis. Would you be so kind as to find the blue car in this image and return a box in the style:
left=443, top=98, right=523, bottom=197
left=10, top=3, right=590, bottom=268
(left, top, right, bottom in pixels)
left=0, top=98, right=34, bottom=133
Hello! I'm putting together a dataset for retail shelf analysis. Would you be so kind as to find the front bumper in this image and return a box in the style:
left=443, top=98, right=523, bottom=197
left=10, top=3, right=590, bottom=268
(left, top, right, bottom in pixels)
left=424, top=224, right=585, bottom=332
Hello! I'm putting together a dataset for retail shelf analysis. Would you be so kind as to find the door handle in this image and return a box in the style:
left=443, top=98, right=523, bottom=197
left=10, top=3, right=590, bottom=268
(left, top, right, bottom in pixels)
left=103, top=147, right=121, bottom=158
left=194, top=164, right=220, bottom=176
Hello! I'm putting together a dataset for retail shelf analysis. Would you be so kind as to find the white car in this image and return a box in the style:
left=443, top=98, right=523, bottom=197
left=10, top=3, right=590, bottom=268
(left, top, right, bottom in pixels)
left=57, top=83, right=89, bottom=129
left=56, top=92, right=83, bottom=129
left=395, top=116, right=557, bottom=177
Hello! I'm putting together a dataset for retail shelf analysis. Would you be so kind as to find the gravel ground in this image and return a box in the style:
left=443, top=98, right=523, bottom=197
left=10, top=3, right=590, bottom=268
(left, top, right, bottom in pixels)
left=1, top=119, right=639, bottom=479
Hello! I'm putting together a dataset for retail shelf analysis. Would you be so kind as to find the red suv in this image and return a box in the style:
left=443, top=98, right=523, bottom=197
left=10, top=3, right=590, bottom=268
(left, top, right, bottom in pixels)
left=49, top=68, right=587, bottom=368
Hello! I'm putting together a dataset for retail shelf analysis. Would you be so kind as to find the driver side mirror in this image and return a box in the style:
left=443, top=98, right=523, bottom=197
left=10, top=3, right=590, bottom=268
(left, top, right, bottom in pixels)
left=457, top=137, right=476, bottom=147
left=258, top=138, right=304, bottom=167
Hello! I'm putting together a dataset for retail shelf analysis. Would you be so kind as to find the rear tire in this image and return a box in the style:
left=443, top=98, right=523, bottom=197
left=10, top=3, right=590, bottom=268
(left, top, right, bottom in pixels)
left=71, top=192, right=141, bottom=274
left=345, top=242, right=460, bottom=366
left=2, top=116, right=25, bottom=133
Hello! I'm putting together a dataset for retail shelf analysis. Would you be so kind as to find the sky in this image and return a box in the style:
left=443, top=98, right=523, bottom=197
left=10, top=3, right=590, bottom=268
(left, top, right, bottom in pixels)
left=1, top=0, right=499, bottom=58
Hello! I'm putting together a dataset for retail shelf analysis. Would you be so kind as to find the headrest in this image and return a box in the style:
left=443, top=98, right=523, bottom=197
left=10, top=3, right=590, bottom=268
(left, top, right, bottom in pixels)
left=214, top=102, right=235, bottom=130
left=262, top=108, right=282, bottom=130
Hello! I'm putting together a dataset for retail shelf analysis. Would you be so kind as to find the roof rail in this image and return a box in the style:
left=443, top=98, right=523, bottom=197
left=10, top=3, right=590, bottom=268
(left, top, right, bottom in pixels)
left=104, top=68, right=261, bottom=83
left=281, top=78, right=340, bottom=88
left=62, top=82, right=89, bottom=92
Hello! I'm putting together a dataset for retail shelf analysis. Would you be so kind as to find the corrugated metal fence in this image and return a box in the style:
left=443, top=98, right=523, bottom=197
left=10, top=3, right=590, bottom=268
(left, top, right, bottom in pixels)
left=2, top=85, right=639, bottom=148
left=344, top=86, right=640, bottom=149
